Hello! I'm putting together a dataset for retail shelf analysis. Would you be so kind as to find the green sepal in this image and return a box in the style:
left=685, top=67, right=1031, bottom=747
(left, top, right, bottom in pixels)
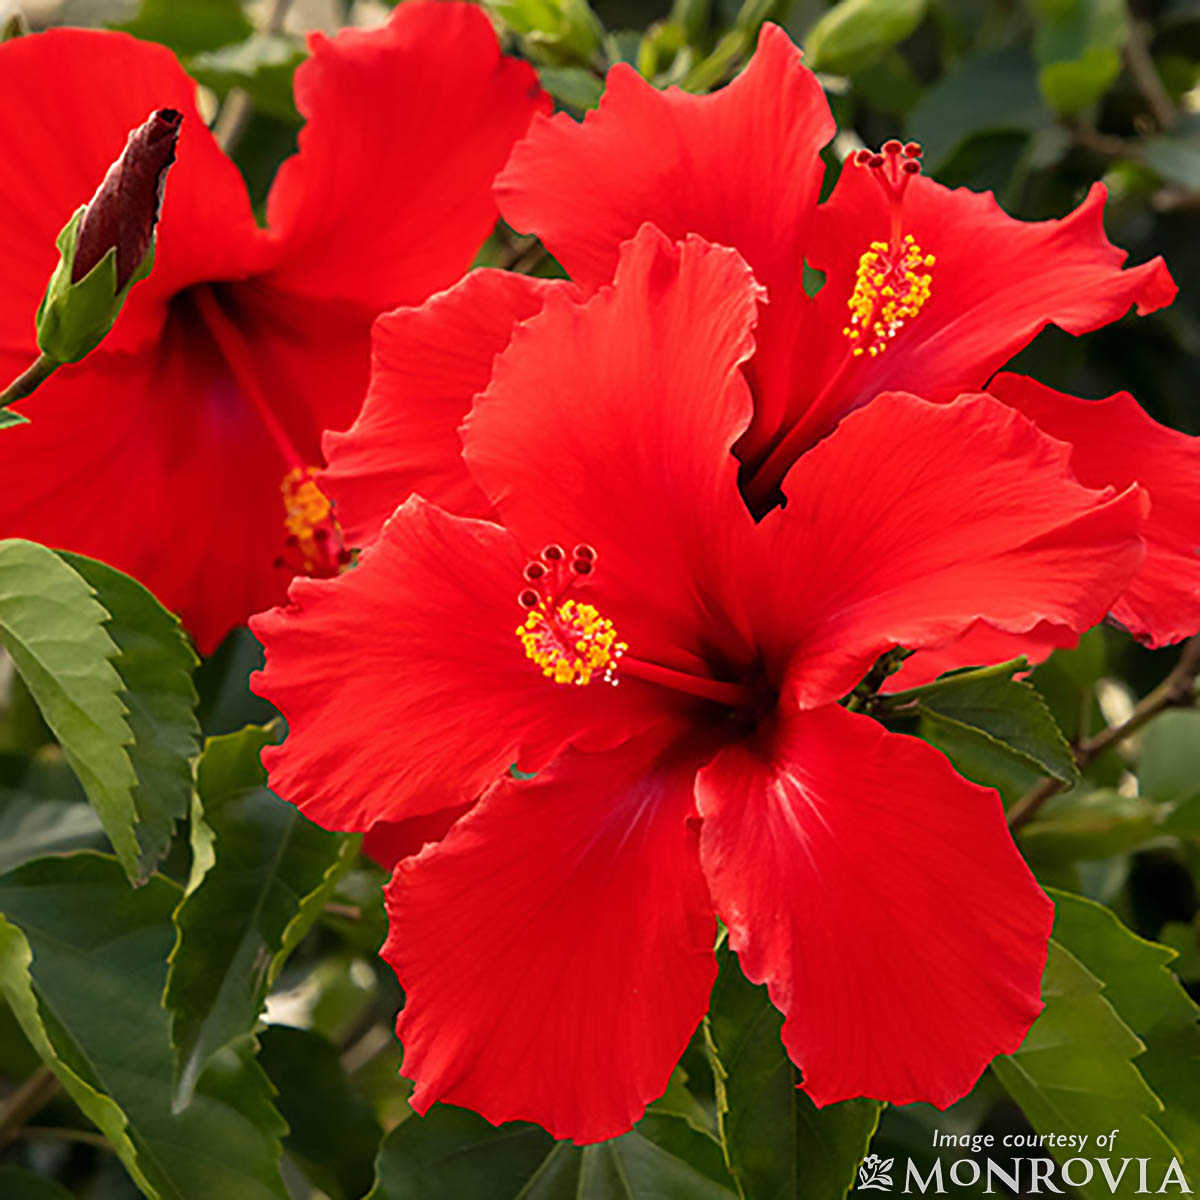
left=35, top=207, right=154, bottom=364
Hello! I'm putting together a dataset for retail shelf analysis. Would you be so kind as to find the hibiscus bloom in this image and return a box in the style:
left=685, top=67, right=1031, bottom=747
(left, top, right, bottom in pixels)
left=485, top=23, right=1196, bottom=655
left=0, top=4, right=546, bottom=652
left=253, top=228, right=1147, bottom=1142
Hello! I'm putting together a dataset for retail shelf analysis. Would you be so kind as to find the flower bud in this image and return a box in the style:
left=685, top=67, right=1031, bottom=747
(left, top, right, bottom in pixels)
left=35, top=108, right=181, bottom=363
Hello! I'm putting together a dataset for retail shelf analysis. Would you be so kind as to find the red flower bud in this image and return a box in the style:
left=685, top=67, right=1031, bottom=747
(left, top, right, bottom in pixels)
left=72, top=107, right=181, bottom=291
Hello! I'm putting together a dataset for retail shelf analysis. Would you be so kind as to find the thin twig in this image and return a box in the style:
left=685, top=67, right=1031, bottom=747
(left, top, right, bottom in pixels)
left=1008, top=632, right=1200, bottom=831
left=0, top=1065, right=60, bottom=1136
left=0, top=1125, right=112, bottom=1150
left=0, top=352, right=58, bottom=408
left=1124, top=10, right=1177, bottom=131
left=214, top=0, right=296, bottom=155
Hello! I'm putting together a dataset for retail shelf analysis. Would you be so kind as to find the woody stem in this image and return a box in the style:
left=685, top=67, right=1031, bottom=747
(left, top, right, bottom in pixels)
left=1008, top=632, right=1200, bottom=831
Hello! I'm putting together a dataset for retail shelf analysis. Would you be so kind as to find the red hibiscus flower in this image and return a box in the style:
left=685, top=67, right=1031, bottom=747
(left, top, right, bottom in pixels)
left=0, top=4, right=546, bottom=653
left=253, top=228, right=1148, bottom=1142
left=489, top=23, right=1196, bottom=653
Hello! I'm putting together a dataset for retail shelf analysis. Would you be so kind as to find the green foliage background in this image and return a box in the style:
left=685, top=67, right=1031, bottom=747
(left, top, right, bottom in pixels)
left=1, top=0, right=1199, bottom=1197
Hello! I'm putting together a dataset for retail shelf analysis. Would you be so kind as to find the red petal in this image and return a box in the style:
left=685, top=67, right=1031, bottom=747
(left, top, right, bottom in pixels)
left=497, top=24, right=831, bottom=294
left=885, top=619, right=1075, bottom=690
left=0, top=29, right=265, bottom=358
left=761, top=392, right=1146, bottom=707
left=463, top=226, right=764, bottom=669
left=782, top=176, right=1177, bottom=460
left=696, top=704, right=1052, bottom=1107
left=0, top=321, right=296, bottom=655
left=385, top=732, right=716, bottom=1143
left=362, top=804, right=473, bottom=871
left=992, top=373, right=1200, bottom=647
left=497, top=25, right=830, bottom=457
left=251, top=497, right=665, bottom=832
left=264, top=2, right=548, bottom=311
left=321, top=270, right=572, bottom=549
left=0, top=279, right=374, bottom=654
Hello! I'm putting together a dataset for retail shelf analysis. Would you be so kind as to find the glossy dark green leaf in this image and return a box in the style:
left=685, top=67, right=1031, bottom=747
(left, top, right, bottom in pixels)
left=368, top=1104, right=737, bottom=1199
left=114, top=0, right=253, bottom=56
left=1050, top=889, right=1200, bottom=1189
left=0, top=540, right=137, bottom=876
left=915, top=669, right=1077, bottom=786
left=0, top=852, right=288, bottom=1200
left=803, top=0, right=926, bottom=75
left=60, top=552, right=200, bottom=879
left=992, top=939, right=1180, bottom=1199
left=258, top=1024, right=382, bottom=1200
left=165, top=725, right=358, bottom=1109
left=0, top=789, right=104, bottom=874
left=706, top=948, right=881, bottom=1200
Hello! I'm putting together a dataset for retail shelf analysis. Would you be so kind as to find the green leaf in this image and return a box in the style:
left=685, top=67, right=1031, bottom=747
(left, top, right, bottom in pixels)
left=114, top=0, right=254, bottom=56
left=908, top=47, right=1049, bottom=170
left=0, top=852, right=288, bottom=1200
left=0, top=540, right=138, bottom=877
left=258, top=1025, right=382, bottom=1200
left=1020, top=788, right=1162, bottom=863
left=536, top=65, right=604, bottom=109
left=804, top=0, right=926, bottom=76
left=1030, top=0, right=1129, bottom=113
left=60, top=552, right=200, bottom=879
left=0, top=1167, right=75, bottom=1200
left=914, top=668, right=1077, bottom=786
left=0, top=788, right=104, bottom=874
left=0, top=407, right=28, bottom=429
left=1139, top=709, right=1200, bottom=807
left=165, top=725, right=358, bottom=1110
left=1143, top=115, right=1200, bottom=190
left=706, top=948, right=881, bottom=1200
left=992, top=939, right=1180, bottom=1199
left=368, top=1104, right=736, bottom=1199
left=1050, top=890, right=1200, bottom=1189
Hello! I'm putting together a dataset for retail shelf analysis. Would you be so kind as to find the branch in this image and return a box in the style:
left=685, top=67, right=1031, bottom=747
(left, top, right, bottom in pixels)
left=1124, top=10, right=1178, bottom=132
left=0, top=1065, right=60, bottom=1137
left=1008, top=632, right=1200, bottom=831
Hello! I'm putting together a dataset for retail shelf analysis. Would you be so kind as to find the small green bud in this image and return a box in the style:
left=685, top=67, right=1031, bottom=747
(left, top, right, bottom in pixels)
left=36, top=108, right=181, bottom=364
left=488, top=0, right=605, bottom=67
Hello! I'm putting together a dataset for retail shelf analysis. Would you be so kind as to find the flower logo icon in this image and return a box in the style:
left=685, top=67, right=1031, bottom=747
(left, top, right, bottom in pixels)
left=858, top=1153, right=895, bottom=1191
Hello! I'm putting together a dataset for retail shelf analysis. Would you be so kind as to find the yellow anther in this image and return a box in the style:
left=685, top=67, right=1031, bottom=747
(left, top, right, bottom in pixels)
left=842, top=233, right=934, bottom=359
left=280, top=466, right=345, bottom=575
left=516, top=597, right=628, bottom=687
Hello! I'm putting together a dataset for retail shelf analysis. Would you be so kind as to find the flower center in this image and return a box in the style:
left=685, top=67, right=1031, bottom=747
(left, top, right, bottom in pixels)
left=514, top=544, right=627, bottom=687
left=276, top=466, right=351, bottom=578
left=842, top=141, right=935, bottom=359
